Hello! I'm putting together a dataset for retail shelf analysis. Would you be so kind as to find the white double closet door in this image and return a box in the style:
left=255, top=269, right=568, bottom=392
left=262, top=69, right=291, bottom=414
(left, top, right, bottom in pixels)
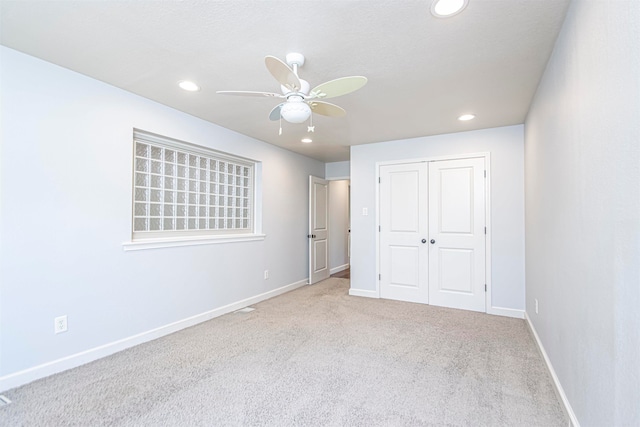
left=379, top=157, right=487, bottom=312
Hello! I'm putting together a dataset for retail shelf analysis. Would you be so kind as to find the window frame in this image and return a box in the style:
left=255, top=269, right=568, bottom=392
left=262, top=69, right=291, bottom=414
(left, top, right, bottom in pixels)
left=123, top=130, right=264, bottom=251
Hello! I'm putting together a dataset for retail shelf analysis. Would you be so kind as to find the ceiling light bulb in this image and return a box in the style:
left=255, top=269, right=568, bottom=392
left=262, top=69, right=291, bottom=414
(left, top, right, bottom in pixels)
left=178, top=80, right=200, bottom=92
left=431, top=0, right=469, bottom=18
left=280, top=97, right=312, bottom=124
left=301, top=138, right=312, bottom=143
left=458, top=114, right=476, bottom=121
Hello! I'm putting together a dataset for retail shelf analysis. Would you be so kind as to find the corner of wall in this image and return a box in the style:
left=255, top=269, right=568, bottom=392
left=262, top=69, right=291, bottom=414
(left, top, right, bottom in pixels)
left=525, top=312, right=580, bottom=426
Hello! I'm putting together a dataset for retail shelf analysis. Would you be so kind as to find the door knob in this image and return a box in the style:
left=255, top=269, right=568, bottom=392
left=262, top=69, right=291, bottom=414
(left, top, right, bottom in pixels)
left=421, top=239, right=427, bottom=243
left=430, top=239, right=436, bottom=244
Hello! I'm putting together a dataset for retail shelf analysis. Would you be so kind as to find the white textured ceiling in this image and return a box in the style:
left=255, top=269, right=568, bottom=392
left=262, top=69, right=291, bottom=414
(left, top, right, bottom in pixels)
left=0, top=0, right=570, bottom=162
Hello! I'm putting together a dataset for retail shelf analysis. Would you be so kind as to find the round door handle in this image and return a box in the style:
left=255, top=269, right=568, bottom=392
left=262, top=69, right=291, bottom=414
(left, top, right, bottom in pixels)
left=430, top=239, right=436, bottom=244
left=421, top=239, right=427, bottom=244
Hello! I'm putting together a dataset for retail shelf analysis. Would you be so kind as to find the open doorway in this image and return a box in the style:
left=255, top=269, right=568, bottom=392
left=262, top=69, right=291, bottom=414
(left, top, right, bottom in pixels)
left=328, top=179, right=350, bottom=279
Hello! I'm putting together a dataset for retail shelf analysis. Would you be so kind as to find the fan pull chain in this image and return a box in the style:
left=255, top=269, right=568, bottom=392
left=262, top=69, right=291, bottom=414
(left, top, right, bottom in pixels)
left=279, top=115, right=283, bottom=136
left=308, top=113, right=315, bottom=133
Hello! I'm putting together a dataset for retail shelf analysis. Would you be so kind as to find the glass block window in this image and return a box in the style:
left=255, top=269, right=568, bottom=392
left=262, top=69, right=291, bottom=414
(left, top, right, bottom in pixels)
left=132, top=130, right=254, bottom=240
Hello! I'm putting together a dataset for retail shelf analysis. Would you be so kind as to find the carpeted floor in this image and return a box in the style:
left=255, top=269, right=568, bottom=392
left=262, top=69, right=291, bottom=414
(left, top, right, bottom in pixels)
left=0, top=278, right=567, bottom=426
left=331, top=268, right=350, bottom=279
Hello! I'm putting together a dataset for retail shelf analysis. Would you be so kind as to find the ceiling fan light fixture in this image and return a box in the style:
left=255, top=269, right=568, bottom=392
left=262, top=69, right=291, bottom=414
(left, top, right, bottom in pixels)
left=281, top=97, right=312, bottom=123
left=431, top=0, right=469, bottom=18
left=178, top=80, right=200, bottom=92
left=458, top=113, right=476, bottom=121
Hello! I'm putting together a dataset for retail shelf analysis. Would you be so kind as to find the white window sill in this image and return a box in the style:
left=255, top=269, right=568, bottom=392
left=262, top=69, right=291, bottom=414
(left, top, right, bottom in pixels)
left=122, top=233, right=266, bottom=251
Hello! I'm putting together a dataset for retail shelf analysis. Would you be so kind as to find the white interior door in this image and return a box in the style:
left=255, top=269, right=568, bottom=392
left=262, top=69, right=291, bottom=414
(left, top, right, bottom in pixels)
left=428, top=158, right=486, bottom=312
left=379, top=163, right=429, bottom=303
left=309, top=176, right=330, bottom=284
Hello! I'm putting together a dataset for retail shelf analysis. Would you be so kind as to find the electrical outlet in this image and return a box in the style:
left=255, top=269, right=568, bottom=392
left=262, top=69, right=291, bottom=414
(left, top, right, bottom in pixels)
left=54, top=315, right=68, bottom=334
left=264, top=270, right=269, bottom=280
left=535, top=299, right=539, bottom=314
left=362, top=207, right=368, bottom=216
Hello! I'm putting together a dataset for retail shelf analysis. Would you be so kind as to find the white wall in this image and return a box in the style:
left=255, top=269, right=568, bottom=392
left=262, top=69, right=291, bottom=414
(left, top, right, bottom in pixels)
left=524, top=1, right=640, bottom=425
left=350, top=125, right=525, bottom=313
left=328, top=180, right=350, bottom=273
left=0, top=47, right=324, bottom=387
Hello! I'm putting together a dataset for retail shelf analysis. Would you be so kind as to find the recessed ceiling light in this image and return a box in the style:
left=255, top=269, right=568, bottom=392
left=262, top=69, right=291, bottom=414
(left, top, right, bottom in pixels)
left=178, top=80, right=200, bottom=92
left=431, top=0, right=469, bottom=18
left=301, top=138, right=312, bottom=143
left=458, top=114, right=476, bottom=121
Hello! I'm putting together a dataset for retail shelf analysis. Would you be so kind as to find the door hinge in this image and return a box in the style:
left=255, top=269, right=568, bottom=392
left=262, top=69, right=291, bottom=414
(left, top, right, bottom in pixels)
left=485, top=284, right=487, bottom=292
left=379, top=274, right=381, bottom=280
left=379, top=225, right=381, bottom=232
left=484, top=226, right=486, bottom=234
left=378, top=177, right=381, bottom=183
left=484, top=170, right=486, bottom=178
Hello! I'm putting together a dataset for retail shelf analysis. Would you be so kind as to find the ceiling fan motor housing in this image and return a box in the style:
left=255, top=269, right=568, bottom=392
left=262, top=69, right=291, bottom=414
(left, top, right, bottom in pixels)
left=281, top=79, right=310, bottom=96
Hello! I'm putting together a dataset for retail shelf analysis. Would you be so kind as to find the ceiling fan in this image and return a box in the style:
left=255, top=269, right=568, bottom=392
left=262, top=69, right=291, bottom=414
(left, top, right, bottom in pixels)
left=217, top=53, right=367, bottom=128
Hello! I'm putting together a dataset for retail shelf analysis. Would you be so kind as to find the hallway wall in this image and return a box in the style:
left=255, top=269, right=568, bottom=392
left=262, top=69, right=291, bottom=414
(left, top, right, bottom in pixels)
left=328, top=180, right=350, bottom=273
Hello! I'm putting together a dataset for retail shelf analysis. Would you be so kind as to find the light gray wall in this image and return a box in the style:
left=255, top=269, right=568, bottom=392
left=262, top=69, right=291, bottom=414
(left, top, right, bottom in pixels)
left=328, top=180, right=350, bottom=272
left=350, top=125, right=525, bottom=312
left=0, top=47, right=324, bottom=379
left=325, top=161, right=350, bottom=179
left=524, top=1, right=640, bottom=425
left=326, top=162, right=351, bottom=274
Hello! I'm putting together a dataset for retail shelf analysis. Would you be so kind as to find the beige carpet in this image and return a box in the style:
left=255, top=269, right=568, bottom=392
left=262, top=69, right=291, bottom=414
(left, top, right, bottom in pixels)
left=0, top=278, right=567, bottom=426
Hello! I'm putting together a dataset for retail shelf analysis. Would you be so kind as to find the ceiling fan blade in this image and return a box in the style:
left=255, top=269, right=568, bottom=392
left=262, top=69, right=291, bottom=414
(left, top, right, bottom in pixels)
left=265, top=55, right=301, bottom=92
left=310, top=76, right=367, bottom=99
left=309, top=101, right=346, bottom=118
left=216, top=90, right=284, bottom=98
left=269, top=103, right=284, bottom=121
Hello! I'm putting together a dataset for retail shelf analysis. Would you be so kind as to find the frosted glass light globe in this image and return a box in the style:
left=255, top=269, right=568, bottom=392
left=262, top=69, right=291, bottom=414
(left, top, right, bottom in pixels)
left=281, top=98, right=311, bottom=123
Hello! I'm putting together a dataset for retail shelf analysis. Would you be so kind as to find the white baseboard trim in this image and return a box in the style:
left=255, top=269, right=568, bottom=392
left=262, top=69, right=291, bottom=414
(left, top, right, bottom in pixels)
left=348, top=288, right=379, bottom=298
left=487, top=306, right=525, bottom=319
left=0, top=278, right=308, bottom=393
left=525, top=312, right=580, bottom=427
left=330, top=263, right=350, bottom=275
